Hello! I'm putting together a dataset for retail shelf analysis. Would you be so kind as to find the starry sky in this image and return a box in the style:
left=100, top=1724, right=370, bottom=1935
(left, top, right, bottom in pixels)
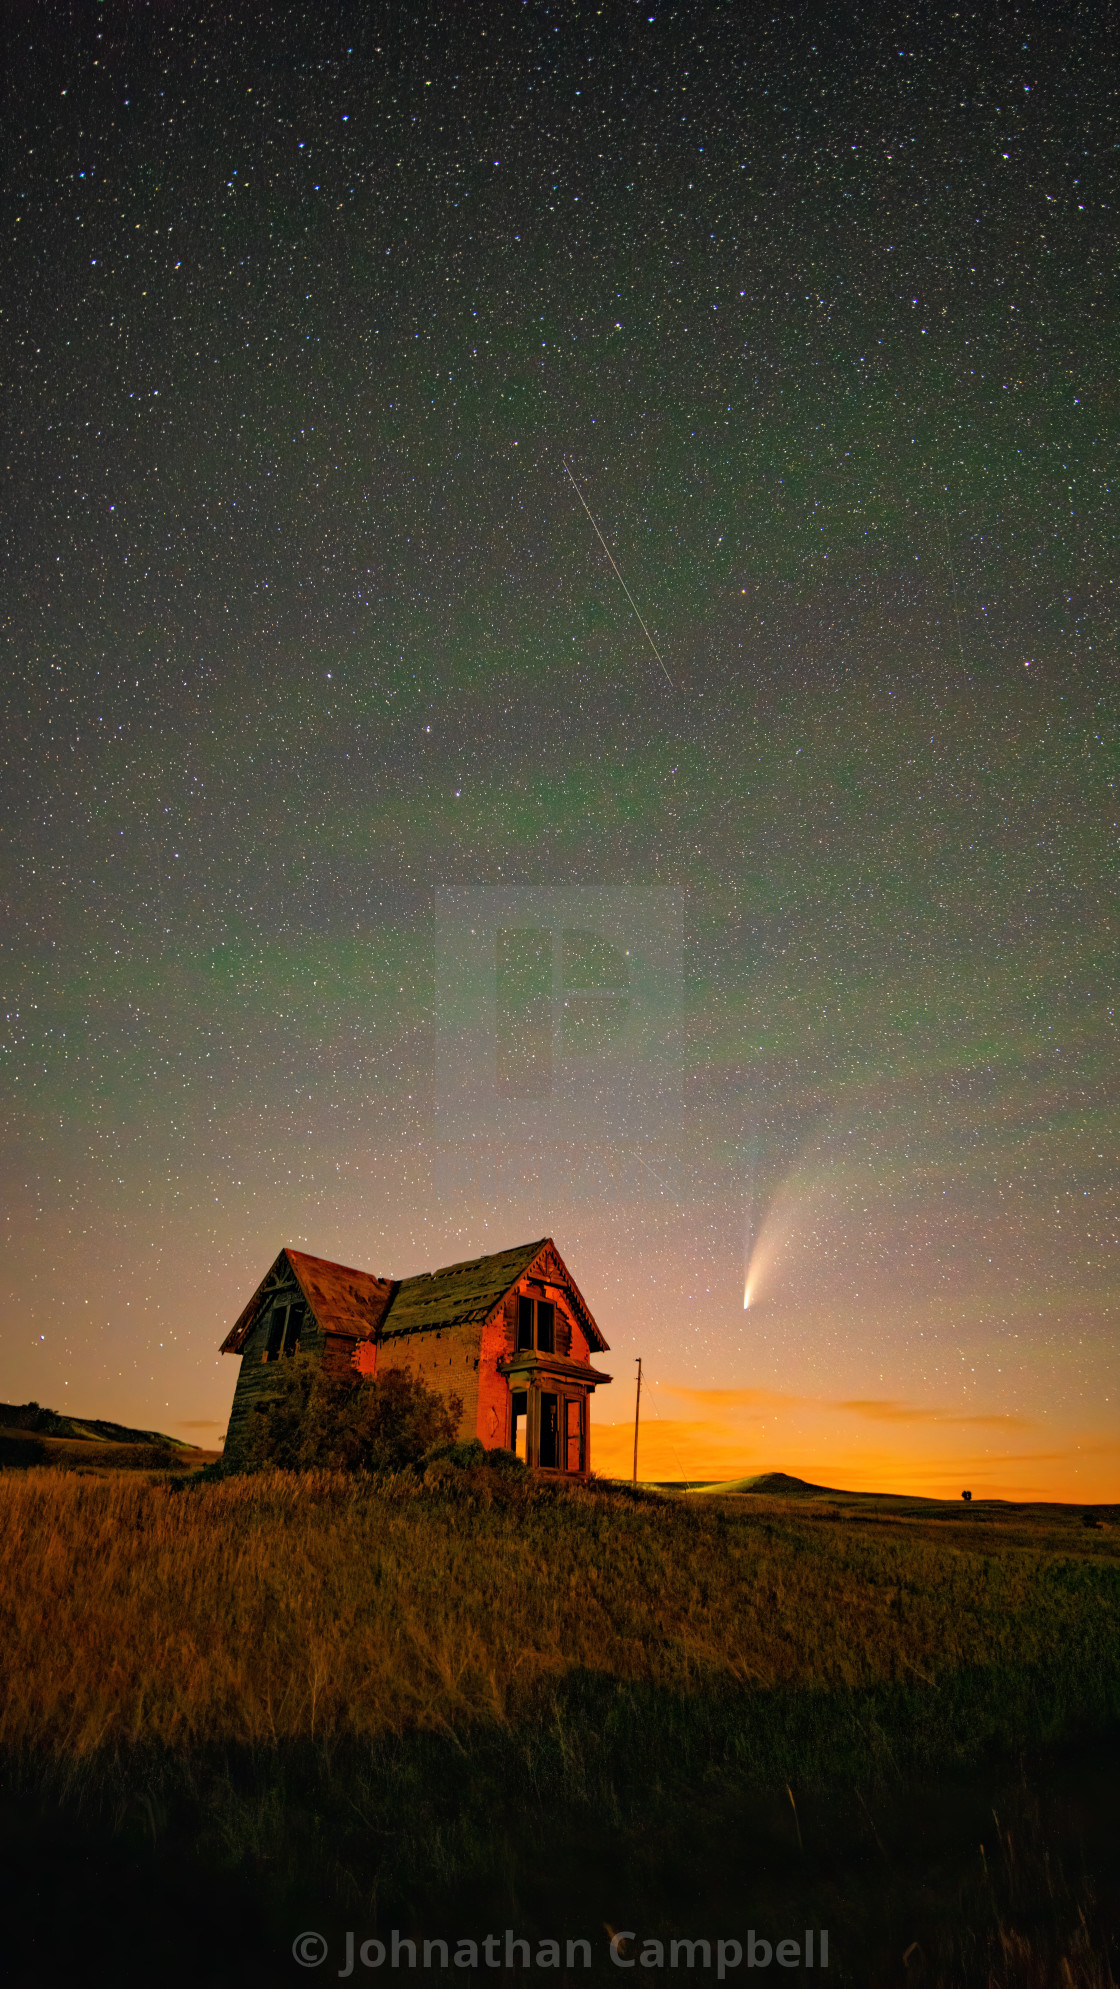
left=3, top=1, right=1117, bottom=1497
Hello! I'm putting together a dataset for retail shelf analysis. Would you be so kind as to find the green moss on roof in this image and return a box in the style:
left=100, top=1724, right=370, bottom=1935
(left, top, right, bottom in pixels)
left=383, top=1239, right=547, bottom=1337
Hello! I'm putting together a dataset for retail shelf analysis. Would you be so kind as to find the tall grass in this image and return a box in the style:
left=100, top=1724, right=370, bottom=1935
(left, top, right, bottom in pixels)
left=2, top=1466, right=1119, bottom=1977
left=6, top=1471, right=1120, bottom=1766
left=4, top=1467, right=1118, bottom=1764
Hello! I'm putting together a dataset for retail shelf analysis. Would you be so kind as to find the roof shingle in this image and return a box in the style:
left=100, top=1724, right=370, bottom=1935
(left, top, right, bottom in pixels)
left=382, top=1239, right=547, bottom=1338
left=220, top=1237, right=608, bottom=1356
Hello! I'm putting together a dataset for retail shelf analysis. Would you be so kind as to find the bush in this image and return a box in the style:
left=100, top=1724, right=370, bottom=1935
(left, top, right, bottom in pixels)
left=422, top=1437, right=526, bottom=1474
left=480, top=1445, right=527, bottom=1475
left=240, top=1355, right=462, bottom=1473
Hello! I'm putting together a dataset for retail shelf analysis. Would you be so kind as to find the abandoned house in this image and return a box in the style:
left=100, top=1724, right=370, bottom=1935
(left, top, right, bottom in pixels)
left=219, top=1237, right=612, bottom=1473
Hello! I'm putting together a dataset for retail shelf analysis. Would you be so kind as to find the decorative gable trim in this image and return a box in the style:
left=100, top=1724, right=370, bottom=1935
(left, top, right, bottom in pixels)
left=219, top=1251, right=293, bottom=1355
left=521, top=1239, right=609, bottom=1352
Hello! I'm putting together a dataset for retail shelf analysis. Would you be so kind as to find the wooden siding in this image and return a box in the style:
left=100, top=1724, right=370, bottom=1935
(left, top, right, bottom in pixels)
left=222, top=1278, right=326, bottom=1466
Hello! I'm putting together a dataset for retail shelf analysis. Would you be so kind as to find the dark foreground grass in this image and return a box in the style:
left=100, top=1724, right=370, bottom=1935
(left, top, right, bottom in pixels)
left=2, top=1466, right=1119, bottom=1983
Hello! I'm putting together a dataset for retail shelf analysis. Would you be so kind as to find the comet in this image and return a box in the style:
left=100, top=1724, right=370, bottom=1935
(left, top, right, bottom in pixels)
left=562, top=457, right=674, bottom=688
left=743, top=1241, right=776, bottom=1311
left=742, top=1173, right=812, bottom=1312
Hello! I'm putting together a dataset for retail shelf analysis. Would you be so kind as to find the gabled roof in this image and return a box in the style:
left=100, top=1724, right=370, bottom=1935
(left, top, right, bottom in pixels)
left=220, top=1238, right=609, bottom=1355
left=287, top=1248, right=397, bottom=1339
left=380, top=1237, right=607, bottom=1352
left=514, top=1237, right=609, bottom=1353
left=383, top=1238, right=547, bottom=1339
left=219, top=1248, right=395, bottom=1356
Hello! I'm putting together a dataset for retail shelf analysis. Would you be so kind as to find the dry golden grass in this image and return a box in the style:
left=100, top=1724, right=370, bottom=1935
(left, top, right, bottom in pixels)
left=2, top=1464, right=1118, bottom=1765
left=3, top=1467, right=1119, bottom=1985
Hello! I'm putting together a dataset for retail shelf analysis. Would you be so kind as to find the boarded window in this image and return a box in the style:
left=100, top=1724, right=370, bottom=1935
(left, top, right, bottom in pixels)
left=539, top=1392, right=559, bottom=1469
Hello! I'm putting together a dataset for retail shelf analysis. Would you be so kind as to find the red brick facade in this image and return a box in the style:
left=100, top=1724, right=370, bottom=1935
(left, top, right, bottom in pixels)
left=220, top=1237, right=611, bottom=1473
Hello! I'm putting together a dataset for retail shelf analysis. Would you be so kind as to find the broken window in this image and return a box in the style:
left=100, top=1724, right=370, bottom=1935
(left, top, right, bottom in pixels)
left=516, top=1296, right=555, bottom=1353
left=539, top=1391, right=559, bottom=1469
left=511, top=1389, right=528, bottom=1462
left=264, top=1300, right=302, bottom=1362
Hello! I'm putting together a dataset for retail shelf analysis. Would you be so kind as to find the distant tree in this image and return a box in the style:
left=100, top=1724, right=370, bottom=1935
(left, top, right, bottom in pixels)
left=8, top=1402, right=70, bottom=1436
left=240, top=1354, right=461, bottom=1473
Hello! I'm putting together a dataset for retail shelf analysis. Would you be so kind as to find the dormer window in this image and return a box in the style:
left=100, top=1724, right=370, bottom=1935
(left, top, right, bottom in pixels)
left=517, top=1295, right=554, bottom=1353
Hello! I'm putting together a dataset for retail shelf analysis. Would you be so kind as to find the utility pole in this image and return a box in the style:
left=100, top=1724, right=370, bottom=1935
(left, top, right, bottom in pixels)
left=632, top=1357, right=642, bottom=1485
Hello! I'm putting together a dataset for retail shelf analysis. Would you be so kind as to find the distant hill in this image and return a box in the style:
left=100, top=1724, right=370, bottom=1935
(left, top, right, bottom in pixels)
left=703, top=1471, right=839, bottom=1497
left=650, top=1471, right=839, bottom=1496
left=0, top=1401, right=210, bottom=1472
left=0, top=1401, right=194, bottom=1447
left=667, top=1471, right=963, bottom=1506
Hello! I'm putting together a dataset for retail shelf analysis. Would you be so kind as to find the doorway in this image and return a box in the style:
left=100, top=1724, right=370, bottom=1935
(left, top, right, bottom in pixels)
left=539, top=1392, right=559, bottom=1469
left=565, top=1396, right=583, bottom=1473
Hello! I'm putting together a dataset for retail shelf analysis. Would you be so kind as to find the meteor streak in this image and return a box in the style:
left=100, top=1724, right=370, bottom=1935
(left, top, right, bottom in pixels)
left=562, top=458, right=673, bottom=687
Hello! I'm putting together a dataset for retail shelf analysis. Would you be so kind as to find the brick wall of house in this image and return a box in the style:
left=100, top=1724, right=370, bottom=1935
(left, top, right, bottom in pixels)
left=376, top=1317, right=487, bottom=1442
left=476, top=1309, right=515, bottom=1447
left=320, top=1330, right=362, bottom=1383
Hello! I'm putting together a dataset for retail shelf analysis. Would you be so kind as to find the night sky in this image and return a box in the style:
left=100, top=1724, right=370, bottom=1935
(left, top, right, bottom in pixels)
left=3, top=2, right=1117, bottom=1496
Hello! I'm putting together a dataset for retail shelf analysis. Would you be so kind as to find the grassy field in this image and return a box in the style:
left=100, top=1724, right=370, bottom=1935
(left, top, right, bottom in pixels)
left=2, top=1464, right=1119, bottom=1983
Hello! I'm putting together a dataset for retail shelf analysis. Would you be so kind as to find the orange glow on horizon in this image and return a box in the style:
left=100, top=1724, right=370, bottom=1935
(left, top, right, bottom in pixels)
left=591, top=1383, right=1119, bottom=1503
